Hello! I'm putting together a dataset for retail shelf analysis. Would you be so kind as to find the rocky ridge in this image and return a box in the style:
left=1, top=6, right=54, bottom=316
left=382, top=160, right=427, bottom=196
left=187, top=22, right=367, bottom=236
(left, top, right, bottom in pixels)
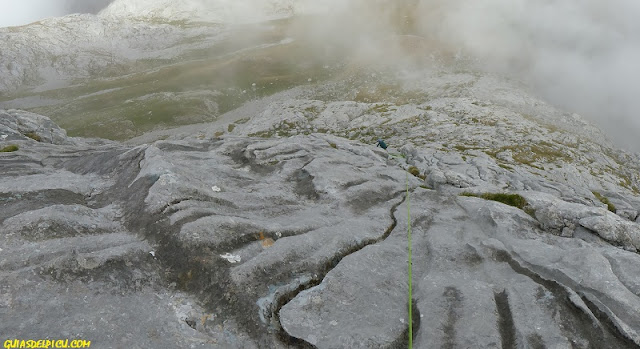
left=0, top=14, right=225, bottom=93
left=2, top=65, right=640, bottom=349
left=99, top=0, right=300, bottom=23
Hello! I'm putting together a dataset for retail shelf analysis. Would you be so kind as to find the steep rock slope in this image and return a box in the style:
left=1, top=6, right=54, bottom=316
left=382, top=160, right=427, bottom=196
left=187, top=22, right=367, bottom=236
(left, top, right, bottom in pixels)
left=2, top=85, right=640, bottom=348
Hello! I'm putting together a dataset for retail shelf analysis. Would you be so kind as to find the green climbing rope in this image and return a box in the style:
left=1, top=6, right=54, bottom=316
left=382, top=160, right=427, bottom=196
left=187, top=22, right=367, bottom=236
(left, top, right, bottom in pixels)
left=406, top=172, right=413, bottom=349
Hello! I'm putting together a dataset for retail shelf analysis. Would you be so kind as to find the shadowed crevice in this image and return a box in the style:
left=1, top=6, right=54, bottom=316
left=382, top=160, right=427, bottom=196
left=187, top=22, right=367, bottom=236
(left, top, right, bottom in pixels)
left=495, top=249, right=639, bottom=349
left=494, top=289, right=517, bottom=349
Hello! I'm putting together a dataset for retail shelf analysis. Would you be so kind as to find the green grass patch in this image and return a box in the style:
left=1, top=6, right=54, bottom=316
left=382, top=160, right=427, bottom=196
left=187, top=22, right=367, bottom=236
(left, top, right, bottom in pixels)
left=0, top=145, right=19, bottom=152
left=461, top=192, right=529, bottom=210
left=453, top=144, right=485, bottom=152
left=248, top=130, right=274, bottom=138
left=24, top=132, right=42, bottom=142
left=592, top=191, right=616, bottom=213
left=304, top=105, right=320, bottom=115
left=408, top=166, right=426, bottom=180
left=388, top=153, right=406, bottom=159
left=351, top=81, right=428, bottom=105
left=371, top=103, right=395, bottom=114
left=498, top=163, right=514, bottom=171
left=485, top=142, right=570, bottom=170
left=18, top=34, right=342, bottom=140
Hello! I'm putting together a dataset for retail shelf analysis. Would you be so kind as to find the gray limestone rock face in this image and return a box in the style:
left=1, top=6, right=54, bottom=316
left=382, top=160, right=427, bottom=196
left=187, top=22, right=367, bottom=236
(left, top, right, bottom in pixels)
left=1, top=115, right=425, bottom=348
left=0, top=110, right=74, bottom=145
left=579, top=216, right=640, bottom=252
left=3, top=67, right=640, bottom=349
left=280, top=190, right=640, bottom=348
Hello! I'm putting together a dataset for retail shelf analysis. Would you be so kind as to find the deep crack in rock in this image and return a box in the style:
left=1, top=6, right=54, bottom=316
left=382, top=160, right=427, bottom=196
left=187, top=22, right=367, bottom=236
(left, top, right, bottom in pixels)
left=275, top=190, right=410, bottom=348
left=494, top=289, right=517, bottom=349
left=496, top=249, right=640, bottom=348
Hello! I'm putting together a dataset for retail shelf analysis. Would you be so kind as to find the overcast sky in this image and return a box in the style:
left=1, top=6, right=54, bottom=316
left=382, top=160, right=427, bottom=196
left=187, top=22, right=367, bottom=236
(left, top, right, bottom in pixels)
left=0, top=0, right=114, bottom=27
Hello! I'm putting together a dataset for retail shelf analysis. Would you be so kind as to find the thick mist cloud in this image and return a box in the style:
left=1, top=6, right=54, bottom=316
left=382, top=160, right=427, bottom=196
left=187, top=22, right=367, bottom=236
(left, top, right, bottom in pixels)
left=0, top=0, right=113, bottom=27
left=412, top=0, right=640, bottom=150
left=287, top=0, right=640, bottom=150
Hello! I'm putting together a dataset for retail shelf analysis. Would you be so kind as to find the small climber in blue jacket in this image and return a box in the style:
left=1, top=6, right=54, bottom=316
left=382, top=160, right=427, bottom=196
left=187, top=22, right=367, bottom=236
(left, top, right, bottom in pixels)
left=376, top=139, right=388, bottom=150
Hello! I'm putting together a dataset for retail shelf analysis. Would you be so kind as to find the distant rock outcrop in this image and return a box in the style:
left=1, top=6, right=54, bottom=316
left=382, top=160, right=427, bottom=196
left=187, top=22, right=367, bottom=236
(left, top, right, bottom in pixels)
left=100, top=0, right=299, bottom=23
left=2, top=108, right=640, bottom=348
left=0, top=109, right=75, bottom=145
left=0, top=14, right=222, bottom=93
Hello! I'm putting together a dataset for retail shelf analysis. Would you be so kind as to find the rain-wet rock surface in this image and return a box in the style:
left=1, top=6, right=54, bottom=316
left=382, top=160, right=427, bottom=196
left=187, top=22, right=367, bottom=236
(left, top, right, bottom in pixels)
left=3, top=70, right=640, bottom=349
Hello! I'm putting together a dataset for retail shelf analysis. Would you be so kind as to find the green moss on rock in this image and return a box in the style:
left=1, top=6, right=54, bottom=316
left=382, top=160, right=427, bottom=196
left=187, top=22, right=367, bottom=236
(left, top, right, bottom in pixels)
left=0, top=145, right=19, bottom=152
left=461, top=192, right=528, bottom=210
left=24, top=132, right=42, bottom=142
left=592, top=191, right=616, bottom=213
left=407, top=166, right=425, bottom=180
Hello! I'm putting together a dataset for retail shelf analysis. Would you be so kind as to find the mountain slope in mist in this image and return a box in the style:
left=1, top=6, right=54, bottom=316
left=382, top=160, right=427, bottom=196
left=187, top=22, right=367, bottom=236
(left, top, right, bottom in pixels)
left=99, top=0, right=299, bottom=22
left=98, top=0, right=640, bottom=150
left=0, top=0, right=115, bottom=28
left=0, top=14, right=223, bottom=92
left=2, top=0, right=640, bottom=150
